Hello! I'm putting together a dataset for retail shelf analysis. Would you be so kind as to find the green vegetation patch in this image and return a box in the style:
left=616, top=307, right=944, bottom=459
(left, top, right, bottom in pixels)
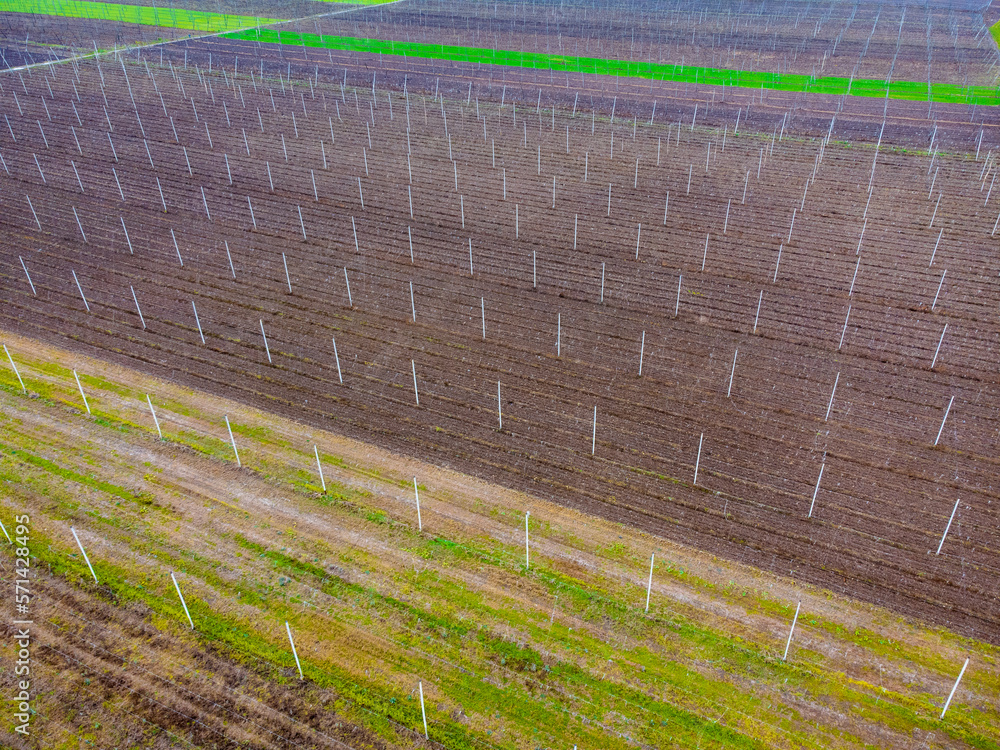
left=0, top=0, right=283, bottom=32
left=225, top=29, right=1000, bottom=107
left=1, top=442, right=156, bottom=507
left=991, top=20, right=1000, bottom=49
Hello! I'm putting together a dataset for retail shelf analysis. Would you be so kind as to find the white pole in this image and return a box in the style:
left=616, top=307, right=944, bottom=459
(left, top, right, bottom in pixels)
left=146, top=394, right=162, bottom=439
left=694, top=433, right=703, bottom=484
left=849, top=255, right=863, bottom=296
left=782, top=601, right=801, bottom=660
left=773, top=245, right=783, bottom=283
left=936, top=498, right=960, bottom=555
left=410, top=282, right=416, bottom=322
left=298, top=206, right=307, bottom=239
left=259, top=320, right=271, bottom=363
left=930, top=228, right=943, bottom=266
left=285, top=622, right=304, bottom=680
left=171, top=572, right=195, bottom=629
left=932, top=269, right=947, bottom=310
left=675, top=275, right=682, bottom=317
left=468, top=238, right=473, bottom=276
left=225, top=242, right=236, bottom=279
left=130, top=286, right=146, bottom=329
left=192, top=301, right=205, bottom=344
left=171, top=230, right=184, bottom=267
left=825, top=373, right=840, bottom=422
left=73, top=370, right=91, bottom=414
left=701, top=233, right=709, bottom=271
left=344, top=268, right=353, bottom=307
left=727, top=349, right=738, bottom=398
left=663, top=191, right=669, bottom=224
left=635, top=223, right=641, bottom=260
left=940, top=658, right=969, bottom=719
left=600, top=263, right=606, bottom=303
left=26, top=194, right=41, bottom=229
left=19, top=257, right=36, bottom=296
left=935, top=395, right=954, bottom=446
left=331, top=336, right=343, bottom=383
left=283, top=253, right=292, bottom=293
left=839, top=306, right=851, bottom=350
left=418, top=681, right=429, bottom=739
left=931, top=324, right=947, bottom=369
left=525, top=511, right=530, bottom=568
left=497, top=380, right=502, bottom=429
left=533, top=251, right=537, bottom=289
left=72, top=270, right=90, bottom=312
left=225, top=415, right=241, bottom=467
left=557, top=313, right=561, bottom=357
left=413, top=477, right=422, bottom=531
left=4, top=345, right=26, bottom=393
left=481, top=297, right=486, bottom=339
left=314, top=445, right=326, bottom=492
left=645, top=553, right=654, bottom=612
left=70, top=526, right=99, bottom=583
left=638, top=331, right=645, bottom=376
left=753, top=291, right=763, bottom=333
left=591, top=406, right=597, bottom=455
left=411, top=360, right=419, bottom=405
left=121, top=217, right=133, bottom=254
left=808, top=464, right=825, bottom=517
left=73, top=206, right=88, bottom=243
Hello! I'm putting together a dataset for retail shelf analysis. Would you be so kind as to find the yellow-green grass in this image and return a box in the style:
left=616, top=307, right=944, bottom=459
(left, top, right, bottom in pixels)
left=1, top=331, right=998, bottom=748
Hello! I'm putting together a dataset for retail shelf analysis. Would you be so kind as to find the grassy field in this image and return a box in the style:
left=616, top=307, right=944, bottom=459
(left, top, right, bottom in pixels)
left=1, top=328, right=999, bottom=748
left=223, top=28, right=1000, bottom=106
left=0, top=0, right=282, bottom=32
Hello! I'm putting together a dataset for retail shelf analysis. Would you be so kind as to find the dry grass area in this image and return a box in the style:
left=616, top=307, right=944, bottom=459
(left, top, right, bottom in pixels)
left=1, top=327, right=999, bottom=749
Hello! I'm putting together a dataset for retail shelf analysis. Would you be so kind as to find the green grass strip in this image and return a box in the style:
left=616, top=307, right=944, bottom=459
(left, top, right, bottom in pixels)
left=311, top=0, right=398, bottom=4
left=991, top=20, right=1000, bottom=49
left=0, top=0, right=282, bottom=32
left=223, top=28, right=1000, bottom=107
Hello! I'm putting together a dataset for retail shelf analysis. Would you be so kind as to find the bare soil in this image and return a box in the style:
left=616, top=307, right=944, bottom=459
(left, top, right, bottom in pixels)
left=0, top=41, right=999, bottom=649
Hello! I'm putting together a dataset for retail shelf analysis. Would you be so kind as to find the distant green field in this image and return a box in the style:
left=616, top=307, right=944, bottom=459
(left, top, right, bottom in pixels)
left=224, top=28, right=1000, bottom=107
left=0, top=0, right=281, bottom=32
